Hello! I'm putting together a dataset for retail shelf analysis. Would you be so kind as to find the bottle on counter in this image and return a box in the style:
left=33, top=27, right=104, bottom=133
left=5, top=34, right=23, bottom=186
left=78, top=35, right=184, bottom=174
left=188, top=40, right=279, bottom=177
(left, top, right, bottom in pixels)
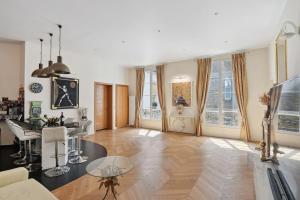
left=60, top=112, right=65, bottom=126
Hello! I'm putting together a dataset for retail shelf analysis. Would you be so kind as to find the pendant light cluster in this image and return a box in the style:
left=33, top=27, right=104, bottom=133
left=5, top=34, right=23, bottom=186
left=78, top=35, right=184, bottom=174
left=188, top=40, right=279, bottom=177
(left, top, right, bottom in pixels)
left=31, top=39, right=44, bottom=77
left=31, top=24, right=70, bottom=78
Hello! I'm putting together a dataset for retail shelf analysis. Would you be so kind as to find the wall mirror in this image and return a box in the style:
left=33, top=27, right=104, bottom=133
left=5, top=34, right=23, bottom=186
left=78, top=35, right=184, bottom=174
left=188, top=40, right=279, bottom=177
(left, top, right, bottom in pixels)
left=275, top=35, right=288, bottom=83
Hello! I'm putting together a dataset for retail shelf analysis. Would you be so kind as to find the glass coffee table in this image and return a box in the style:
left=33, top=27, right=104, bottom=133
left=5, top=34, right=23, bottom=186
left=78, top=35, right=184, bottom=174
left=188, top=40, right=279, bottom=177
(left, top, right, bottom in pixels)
left=86, top=156, right=133, bottom=200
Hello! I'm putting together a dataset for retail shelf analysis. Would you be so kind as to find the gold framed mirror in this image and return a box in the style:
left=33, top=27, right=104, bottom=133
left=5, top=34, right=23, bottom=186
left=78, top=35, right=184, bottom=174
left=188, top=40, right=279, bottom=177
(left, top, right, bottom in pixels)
left=275, top=34, right=288, bottom=84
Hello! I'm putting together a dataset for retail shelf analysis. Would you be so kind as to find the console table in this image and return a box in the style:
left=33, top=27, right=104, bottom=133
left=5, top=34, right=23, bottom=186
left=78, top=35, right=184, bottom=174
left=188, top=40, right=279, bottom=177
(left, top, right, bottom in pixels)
left=168, top=113, right=195, bottom=134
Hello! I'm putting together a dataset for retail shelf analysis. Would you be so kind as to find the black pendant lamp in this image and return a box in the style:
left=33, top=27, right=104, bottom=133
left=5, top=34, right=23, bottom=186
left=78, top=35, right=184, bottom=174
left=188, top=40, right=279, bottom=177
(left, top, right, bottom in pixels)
left=31, top=39, right=44, bottom=77
left=50, top=24, right=70, bottom=74
left=39, top=33, right=60, bottom=78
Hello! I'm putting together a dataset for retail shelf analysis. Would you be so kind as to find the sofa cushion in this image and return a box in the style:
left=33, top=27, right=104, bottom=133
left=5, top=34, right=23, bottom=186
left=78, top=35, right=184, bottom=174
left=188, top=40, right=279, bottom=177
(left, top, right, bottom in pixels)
left=0, top=179, right=58, bottom=200
left=0, top=167, right=28, bottom=188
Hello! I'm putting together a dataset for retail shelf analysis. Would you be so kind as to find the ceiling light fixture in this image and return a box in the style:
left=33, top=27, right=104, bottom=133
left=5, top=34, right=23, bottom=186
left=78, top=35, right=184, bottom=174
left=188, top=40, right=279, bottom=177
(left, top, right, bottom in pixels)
left=50, top=24, right=70, bottom=74
left=39, top=33, right=60, bottom=78
left=31, top=39, right=44, bottom=77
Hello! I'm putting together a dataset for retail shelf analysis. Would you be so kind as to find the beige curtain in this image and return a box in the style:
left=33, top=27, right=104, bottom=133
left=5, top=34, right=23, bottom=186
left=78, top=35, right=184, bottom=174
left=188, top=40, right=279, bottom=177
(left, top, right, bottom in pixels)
left=134, top=68, right=145, bottom=128
left=232, top=53, right=251, bottom=141
left=156, top=65, right=168, bottom=132
left=196, top=58, right=212, bottom=136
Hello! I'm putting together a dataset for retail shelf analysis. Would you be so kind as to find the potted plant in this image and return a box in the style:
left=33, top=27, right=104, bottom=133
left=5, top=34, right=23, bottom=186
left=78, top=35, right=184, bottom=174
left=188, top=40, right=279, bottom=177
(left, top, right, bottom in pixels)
left=152, top=102, right=158, bottom=109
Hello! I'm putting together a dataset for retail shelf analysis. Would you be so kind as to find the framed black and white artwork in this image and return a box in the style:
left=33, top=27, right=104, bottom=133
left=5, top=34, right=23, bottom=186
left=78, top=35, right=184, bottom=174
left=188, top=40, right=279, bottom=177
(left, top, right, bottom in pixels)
left=51, top=77, right=79, bottom=109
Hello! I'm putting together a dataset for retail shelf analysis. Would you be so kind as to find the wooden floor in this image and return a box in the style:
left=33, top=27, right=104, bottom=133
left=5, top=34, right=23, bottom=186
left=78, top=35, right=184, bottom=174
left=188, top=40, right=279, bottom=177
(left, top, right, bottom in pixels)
left=52, top=128, right=255, bottom=200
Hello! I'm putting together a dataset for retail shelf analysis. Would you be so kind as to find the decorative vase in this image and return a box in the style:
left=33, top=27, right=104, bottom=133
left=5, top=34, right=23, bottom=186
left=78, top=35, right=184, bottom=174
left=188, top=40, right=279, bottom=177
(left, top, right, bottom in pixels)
left=177, top=104, right=184, bottom=115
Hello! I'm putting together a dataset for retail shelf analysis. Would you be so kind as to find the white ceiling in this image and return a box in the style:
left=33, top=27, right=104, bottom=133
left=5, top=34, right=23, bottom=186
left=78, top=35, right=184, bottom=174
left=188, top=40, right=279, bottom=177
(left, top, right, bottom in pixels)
left=0, top=0, right=287, bottom=67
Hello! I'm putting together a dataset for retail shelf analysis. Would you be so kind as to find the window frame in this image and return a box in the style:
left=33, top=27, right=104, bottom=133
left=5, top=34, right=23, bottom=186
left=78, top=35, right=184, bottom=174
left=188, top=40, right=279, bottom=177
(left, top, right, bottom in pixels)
left=204, top=58, right=240, bottom=128
left=141, top=69, right=161, bottom=120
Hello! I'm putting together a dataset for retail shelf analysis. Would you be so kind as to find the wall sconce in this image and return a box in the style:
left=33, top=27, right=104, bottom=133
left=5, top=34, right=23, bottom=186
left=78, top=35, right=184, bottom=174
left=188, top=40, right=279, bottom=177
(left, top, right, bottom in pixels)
left=171, top=75, right=191, bottom=83
left=280, top=21, right=299, bottom=39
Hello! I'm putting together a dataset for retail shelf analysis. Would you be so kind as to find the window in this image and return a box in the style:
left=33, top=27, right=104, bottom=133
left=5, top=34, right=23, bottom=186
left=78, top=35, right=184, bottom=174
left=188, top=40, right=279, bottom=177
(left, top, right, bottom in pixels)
left=277, top=78, right=300, bottom=133
left=205, top=59, right=239, bottom=127
left=141, top=70, right=161, bottom=120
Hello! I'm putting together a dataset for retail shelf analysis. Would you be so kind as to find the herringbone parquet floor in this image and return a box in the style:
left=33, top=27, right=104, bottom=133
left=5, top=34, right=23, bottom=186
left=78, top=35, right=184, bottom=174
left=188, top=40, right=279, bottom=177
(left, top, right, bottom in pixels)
left=52, top=128, right=255, bottom=200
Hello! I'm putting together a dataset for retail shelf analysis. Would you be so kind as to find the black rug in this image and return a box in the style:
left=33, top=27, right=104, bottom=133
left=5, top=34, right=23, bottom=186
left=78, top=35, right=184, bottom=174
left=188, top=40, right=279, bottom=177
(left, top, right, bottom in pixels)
left=0, top=140, right=107, bottom=191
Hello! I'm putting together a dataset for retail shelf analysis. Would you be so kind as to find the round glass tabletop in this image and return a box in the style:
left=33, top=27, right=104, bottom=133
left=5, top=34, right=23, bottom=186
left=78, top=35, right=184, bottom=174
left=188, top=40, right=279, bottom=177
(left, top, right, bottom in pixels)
left=86, top=156, right=133, bottom=178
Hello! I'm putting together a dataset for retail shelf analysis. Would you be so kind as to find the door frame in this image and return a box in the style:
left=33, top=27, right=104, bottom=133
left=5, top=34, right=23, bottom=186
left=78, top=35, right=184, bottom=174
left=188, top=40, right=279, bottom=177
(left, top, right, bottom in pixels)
left=94, top=82, right=113, bottom=132
left=115, top=84, right=129, bottom=128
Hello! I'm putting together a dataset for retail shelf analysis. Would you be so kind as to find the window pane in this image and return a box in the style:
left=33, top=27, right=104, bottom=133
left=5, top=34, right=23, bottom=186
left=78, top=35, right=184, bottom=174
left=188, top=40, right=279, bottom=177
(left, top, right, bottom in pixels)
left=145, top=71, right=151, bottom=84
left=143, top=83, right=150, bottom=96
left=205, top=112, right=219, bottom=124
left=142, top=95, right=150, bottom=109
left=223, top=112, right=238, bottom=126
left=223, top=60, right=232, bottom=79
left=151, top=109, right=161, bottom=119
left=151, top=82, right=157, bottom=95
left=142, top=109, right=151, bottom=119
left=222, top=78, right=238, bottom=111
left=278, top=115, right=299, bottom=132
left=151, top=71, right=157, bottom=83
left=206, top=78, right=219, bottom=109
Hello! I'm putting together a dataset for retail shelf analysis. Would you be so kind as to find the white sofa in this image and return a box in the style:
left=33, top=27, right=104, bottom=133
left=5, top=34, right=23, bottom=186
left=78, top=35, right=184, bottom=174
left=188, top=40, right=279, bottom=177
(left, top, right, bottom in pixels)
left=0, top=167, right=58, bottom=200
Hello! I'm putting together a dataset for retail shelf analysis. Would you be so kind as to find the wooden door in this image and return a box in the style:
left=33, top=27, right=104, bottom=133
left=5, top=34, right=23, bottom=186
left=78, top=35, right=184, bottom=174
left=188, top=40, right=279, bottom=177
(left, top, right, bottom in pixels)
left=116, top=85, right=129, bottom=128
left=94, top=83, right=112, bottom=130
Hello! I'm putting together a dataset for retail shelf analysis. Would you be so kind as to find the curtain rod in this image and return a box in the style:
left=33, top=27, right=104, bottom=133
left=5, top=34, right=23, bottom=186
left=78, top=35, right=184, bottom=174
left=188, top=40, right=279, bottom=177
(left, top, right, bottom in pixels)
left=133, top=49, right=249, bottom=68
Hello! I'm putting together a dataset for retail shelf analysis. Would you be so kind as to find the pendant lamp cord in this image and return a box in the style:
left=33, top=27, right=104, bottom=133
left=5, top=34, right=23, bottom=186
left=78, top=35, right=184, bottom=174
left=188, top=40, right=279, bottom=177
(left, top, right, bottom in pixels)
left=40, top=39, right=43, bottom=64
left=58, top=24, right=62, bottom=56
left=49, top=33, right=53, bottom=60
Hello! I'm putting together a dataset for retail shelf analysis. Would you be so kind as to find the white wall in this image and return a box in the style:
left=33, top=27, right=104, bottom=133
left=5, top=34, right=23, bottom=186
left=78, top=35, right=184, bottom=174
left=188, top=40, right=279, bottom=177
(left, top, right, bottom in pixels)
left=246, top=48, right=273, bottom=141
left=268, top=0, right=300, bottom=148
left=0, top=41, right=24, bottom=100
left=24, top=41, right=129, bottom=133
left=128, top=48, right=271, bottom=140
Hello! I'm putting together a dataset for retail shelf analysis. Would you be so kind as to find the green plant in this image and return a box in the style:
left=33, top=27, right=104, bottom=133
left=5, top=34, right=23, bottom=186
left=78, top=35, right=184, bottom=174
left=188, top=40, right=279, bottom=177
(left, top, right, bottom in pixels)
left=152, top=102, right=158, bottom=108
left=44, top=117, right=60, bottom=127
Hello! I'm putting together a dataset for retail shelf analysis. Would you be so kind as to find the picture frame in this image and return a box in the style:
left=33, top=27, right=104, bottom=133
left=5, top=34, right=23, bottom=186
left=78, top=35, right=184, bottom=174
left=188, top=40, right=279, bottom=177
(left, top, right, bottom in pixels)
left=51, top=77, right=79, bottom=109
left=171, top=82, right=192, bottom=107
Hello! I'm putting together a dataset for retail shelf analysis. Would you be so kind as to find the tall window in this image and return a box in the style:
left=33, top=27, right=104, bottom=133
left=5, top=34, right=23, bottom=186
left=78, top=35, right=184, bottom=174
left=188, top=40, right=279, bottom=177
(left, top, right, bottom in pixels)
left=277, top=78, right=300, bottom=133
left=141, top=70, right=161, bottom=120
left=205, top=59, right=239, bottom=126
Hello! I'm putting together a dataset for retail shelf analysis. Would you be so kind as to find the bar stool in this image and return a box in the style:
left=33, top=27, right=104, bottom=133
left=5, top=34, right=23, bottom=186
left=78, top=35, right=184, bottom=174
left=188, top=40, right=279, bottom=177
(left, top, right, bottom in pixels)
left=6, top=119, right=22, bottom=158
left=43, top=126, right=70, bottom=177
left=6, top=119, right=41, bottom=172
left=69, top=120, right=92, bottom=164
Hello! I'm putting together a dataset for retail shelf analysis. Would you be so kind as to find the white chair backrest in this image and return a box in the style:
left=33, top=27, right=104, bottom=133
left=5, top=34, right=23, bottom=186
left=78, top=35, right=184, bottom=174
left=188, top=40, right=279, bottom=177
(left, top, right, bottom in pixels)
left=42, top=127, right=67, bottom=143
left=6, top=119, right=25, bottom=140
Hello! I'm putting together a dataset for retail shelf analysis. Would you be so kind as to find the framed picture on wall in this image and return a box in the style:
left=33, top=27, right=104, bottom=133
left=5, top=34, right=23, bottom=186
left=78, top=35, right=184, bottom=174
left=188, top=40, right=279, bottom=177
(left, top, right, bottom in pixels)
left=51, top=77, right=79, bottom=109
left=171, top=82, right=192, bottom=107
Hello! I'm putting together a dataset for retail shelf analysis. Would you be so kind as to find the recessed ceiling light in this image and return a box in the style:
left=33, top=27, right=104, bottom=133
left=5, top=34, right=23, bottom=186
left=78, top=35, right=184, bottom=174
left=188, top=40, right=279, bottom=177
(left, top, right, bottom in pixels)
left=157, top=29, right=161, bottom=33
left=122, top=40, right=126, bottom=44
left=214, top=12, right=219, bottom=16
left=224, top=40, right=228, bottom=43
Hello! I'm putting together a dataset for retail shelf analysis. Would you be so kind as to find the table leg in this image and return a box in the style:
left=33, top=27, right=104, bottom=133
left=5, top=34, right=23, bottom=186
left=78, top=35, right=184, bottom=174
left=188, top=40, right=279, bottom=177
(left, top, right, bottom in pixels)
left=99, top=177, right=120, bottom=200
